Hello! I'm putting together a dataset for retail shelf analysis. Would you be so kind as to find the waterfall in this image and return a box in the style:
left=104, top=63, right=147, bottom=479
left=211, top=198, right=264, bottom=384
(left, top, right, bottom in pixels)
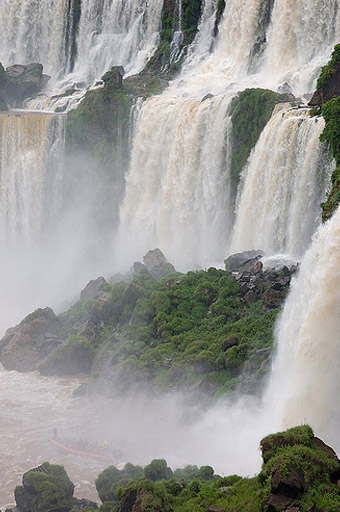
left=0, top=111, right=65, bottom=243
left=169, top=0, right=184, bottom=65
left=231, top=105, right=333, bottom=259
left=262, top=0, right=340, bottom=94
left=264, top=204, right=340, bottom=450
left=71, top=0, right=163, bottom=85
left=118, top=94, right=233, bottom=269
left=0, top=0, right=72, bottom=80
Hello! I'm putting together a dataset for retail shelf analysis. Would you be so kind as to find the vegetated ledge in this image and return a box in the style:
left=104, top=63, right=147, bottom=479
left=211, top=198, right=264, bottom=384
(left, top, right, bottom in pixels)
left=308, top=44, right=340, bottom=222
left=6, top=425, right=340, bottom=512
left=229, top=88, right=296, bottom=191
left=0, top=249, right=296, bottom=400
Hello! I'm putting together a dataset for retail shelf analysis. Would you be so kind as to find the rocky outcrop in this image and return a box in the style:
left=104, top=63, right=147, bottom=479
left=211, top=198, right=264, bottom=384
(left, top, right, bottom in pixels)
left=143, top=248, right=175, bottom=279
left=309, top=61, right=340, bottom=106
left=0, top=308, right=62, bottom=372
left=0, top=61, right=50, bottom=109
left=224, top=250, right=264, bottom=272
left=12, top=463, right=97, bottom=512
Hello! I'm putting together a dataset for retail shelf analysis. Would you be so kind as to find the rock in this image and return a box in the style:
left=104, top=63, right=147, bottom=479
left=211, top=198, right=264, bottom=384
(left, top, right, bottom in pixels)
left=15, top=463, right=74, bottom=512
left=0, top=308, right=61, bottom=372
left=221, top=337, right=238, bottom=351
left=6, top=63, right=50, bottom=102
left=224, top=250, right=264, bottom=272
left=132, top=261, right=147, bottom=275
left=118, top=487, right=172, bottom=512
left=102, top=66, right=125, bottom=88
left=263, top=288, right=283, bottom=308
left=309, top=61, right=340, bottom=106
left=143, top=248, right=175, bottom=279
left=80, top=277, right=107, bottom=302
left=271, top=457, right=307, bottom=497
left=206, top=507, right=226, bottom=512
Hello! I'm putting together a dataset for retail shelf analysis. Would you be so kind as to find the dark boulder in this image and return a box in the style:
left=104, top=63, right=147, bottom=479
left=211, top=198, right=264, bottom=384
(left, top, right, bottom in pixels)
left=6, top=63, right=50, bottom=102
left=309, top=61, right=340, bottom=106
left=224, top=250, right=264, bottom=272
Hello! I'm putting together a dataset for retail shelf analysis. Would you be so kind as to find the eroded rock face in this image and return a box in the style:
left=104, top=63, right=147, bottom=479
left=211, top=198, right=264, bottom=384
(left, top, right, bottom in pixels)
left=309, top=62, right=340, bottom=106
left=6, top=63, right=50, bottom=102
left=0, top=308, right=62, bottom=372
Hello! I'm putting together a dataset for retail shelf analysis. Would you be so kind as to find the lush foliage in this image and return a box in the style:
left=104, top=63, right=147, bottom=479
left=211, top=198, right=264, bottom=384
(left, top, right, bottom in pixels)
left=46, top=264, right=285, bottom=398
left=229, top=88, right=291, bottom=187
left=320, top=96, right=340, bottom=220
left=93, top=426, right=340, bottom=512
left=15, top=463, right=75, bottom=512
left=317, top=44, right=340, bottom=91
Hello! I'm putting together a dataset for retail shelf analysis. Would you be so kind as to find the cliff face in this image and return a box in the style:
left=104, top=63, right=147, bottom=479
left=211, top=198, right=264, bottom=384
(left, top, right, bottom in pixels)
left=309, top=62, right=340, bottom=106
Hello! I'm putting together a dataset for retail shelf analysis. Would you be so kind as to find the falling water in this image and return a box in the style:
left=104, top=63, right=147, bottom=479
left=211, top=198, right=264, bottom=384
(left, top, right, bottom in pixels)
left=231, top=105, right=333, bottom=258
left=118, top=94, right=233, bottom=269
left=262, top=0, right=340, bottom=95
left=72, top=0, right=163, bottom=85
left=0, top=111, right=65, bottom=243
left=0, top=0, right=72, bottom=80
left=264, top=204, right=340, bottom=452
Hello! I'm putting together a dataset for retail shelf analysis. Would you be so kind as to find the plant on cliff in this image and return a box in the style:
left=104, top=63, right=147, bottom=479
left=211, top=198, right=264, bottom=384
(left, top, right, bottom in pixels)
left=229, top=88, right=292, bottom=187
left=15, top=463, right=76, bottom=512
left=317, top=44, right=340, bottom=91
left=94, top=425, right=340, bottom=512
left=320, top=96, right=340, bottom=220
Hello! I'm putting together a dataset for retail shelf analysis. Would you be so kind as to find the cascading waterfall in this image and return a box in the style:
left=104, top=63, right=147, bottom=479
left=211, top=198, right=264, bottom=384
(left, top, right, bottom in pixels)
left=0, top=111, right=65, bottom=243
left=264, top=204, right=340, bottom=451
left=118, top=94, right=234, bottom=269
left=169, top=0, right=184, bottom=64
left=0, top=0, right=72, bottom=80
left=262, top=0, right=340, bottom=95
left=230, top=105, right=333, bottom=258
left=71, top=0, right=163, bottom=85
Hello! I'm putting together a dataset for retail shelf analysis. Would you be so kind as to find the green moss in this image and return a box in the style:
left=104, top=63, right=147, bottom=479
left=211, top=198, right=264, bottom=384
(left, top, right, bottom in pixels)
left=317, top=44, right=340, bottom=91
left=17, top=463, right=75, bottom=512
left=319, top=96, right=340, bottom=220
left=229, top=88, right=292, bottom=187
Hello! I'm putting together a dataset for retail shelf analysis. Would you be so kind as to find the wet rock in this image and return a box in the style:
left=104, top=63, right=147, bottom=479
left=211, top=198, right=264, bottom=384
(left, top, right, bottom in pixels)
left=143, top=248, right=175, bottom=279
left=263, top=288, right=283, bottom=308
left=222, top=337, right=238, bottom=351
left=6, top=63, right=50, bottom=102
left=224, top=250, right=264, bottom=272
left=80, top=277, right=107, bottom=302
left=15, top=463, right=74, bottom=512
left=271, top=457, right=307, bottom=497
left=0, top=308, right=61, bottom=372
left=309, top=61, right=340, bottom=106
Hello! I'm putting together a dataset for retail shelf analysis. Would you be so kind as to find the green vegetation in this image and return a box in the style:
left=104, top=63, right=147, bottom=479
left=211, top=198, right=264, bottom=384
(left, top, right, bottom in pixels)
left=15, top=463, right=75, bottom=512
left=229, top=88, right=292, bottom=187
left=145, top=0, right=203, bottom=77
left=320, top=96, right=340, bottom=220
left=12, top=427, right=340, bottom=512
left=91, top=425, right=340, bottom=512
left=45, top=264, right=285, bottom=397
left=317, top=44, right=340, bottom=91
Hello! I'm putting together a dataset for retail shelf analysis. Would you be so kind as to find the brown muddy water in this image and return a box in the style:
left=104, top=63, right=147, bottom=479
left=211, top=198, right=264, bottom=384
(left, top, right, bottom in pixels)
left=0, top=364, right=267, bottom=508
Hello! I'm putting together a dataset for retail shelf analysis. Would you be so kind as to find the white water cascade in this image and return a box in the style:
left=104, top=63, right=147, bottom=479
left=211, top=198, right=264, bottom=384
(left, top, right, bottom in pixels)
left=0, top=111, right=65, bottom=243
left=231, top=105, right=333, bottom=258
left=69, top=0, right=163, bottom=85
left=264, top=204, right=340, bottom=451
left=262, top=0, right=340, bottom=95
left=118, top=93, right=234, bottom=269
left=0, top=0, right=72, bottom=80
